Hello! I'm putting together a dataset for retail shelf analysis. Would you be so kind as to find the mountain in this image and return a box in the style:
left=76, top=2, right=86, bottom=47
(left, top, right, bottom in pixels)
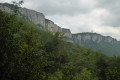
left=0, top=3, right=62, bottom=32
left=72, top=33, right=120, bottom=56
left=1, top=9, right=118, bottom=80
left=0, top=3, right=120, bottom=56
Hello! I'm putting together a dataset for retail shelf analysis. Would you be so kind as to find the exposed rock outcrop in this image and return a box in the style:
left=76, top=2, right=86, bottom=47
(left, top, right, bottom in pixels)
left=0, top=3, right=46, bottom=27
left=0, top=3, right=13, bottom=13
left=19, top=8, right=45, bottom=27
left=72, top=33, right=118, bottom=45
left=45, top=19, right=62, bottom=32
left=62, top=28, right=73, bottom=42
left=0, top=3, right=119, bottom=45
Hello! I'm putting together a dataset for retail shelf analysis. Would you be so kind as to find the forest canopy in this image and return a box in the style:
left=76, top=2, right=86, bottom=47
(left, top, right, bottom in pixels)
left=0, top=9, right=120, bottom=80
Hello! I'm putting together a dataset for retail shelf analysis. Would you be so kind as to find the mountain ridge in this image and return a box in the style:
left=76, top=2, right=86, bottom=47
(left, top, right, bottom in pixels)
left=0, top=3, right=118, bottom=42
left=0, top=3, right=120, bottom=56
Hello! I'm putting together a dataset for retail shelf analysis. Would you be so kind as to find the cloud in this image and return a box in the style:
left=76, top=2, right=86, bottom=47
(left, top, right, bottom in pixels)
left=94, top=26, right=120, bottom=40
left=0, top=0, right=120, bottom=40
left=21, top=0, right=98, bottom=15
left=0, top=0, right=11, bottom=3
left=47, top=8, right=111, bottom=32
left=46, top=7, right=120, bottom=40
left=97, top=0, right=120, bottom=27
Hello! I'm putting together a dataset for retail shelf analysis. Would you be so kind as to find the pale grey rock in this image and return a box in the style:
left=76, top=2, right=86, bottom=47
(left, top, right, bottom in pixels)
left=58, top=26, right=62, bottom=32
left=45, top=19, right=62, bottom=33
left=82, top=34, right=91, bottom=41
left=19, top=8, right=45, bottom=27
left=62, top=28, right=73, bottom=43
left=0, top=3, right=119, bottom=45
left=0, top=3, right=45, bottom=27
left=72, top=34, right=82, bottom=44
left=72, top=33, right=119, bottom=44
left=0, top=3, right=14, bottom=13
left=104, top=36, right=118, bottom=44
left=62, top=28, right=72, bottom=38
left=92, top=34, right=103, bottom=43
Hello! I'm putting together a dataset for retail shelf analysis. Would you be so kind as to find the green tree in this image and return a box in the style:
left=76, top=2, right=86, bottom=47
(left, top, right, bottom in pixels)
left=73, top=68, right=92, bottom=80
left=106, top=67, right=120, bottom=80
left=0, top=10, right=46, bottom=80
left=12, top=0, right=24, bottom=15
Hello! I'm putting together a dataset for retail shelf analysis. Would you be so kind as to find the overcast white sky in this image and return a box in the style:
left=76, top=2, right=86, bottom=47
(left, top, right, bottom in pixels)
left=0, top=0, right=120, bottom=40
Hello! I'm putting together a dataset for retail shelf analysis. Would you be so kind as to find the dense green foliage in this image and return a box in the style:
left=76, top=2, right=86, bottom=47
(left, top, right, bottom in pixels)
left=80, top=37, right=120, bottom=56
left=0, top=10, right=120, bottom=80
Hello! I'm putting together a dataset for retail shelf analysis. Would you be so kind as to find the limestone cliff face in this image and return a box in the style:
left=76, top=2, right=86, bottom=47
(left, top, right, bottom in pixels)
left=19, top=8, right=45, bottom=27
left=72, top=34, right=82, bottom=44
left=45, top=19, right=62, bottom=32
left=0, top=3, right=63, bottom=33
left=62, top=28, right=73, bottom=42
left=0, top=3, right=45, bottom=27
left=62, top=28, right=72, bottom=38
left=0, top=3, right=119, bottom=45
left=104, top=36, right=118, bottom=44
left=0, top=3, right=13, bottom=13
left=72, top=33, right=118, bottom=44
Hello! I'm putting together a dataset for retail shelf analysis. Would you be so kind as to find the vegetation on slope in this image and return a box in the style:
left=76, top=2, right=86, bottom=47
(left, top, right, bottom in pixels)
left=0, top=10, right=120, bottom=80
left=80, top=40, right=120, bottom=56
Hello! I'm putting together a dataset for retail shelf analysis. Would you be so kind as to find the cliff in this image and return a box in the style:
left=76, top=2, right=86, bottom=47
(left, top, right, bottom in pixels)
left=72, top=33, right=118, bottom=45
left=0, top=3, right=65, bottom=32
left=0, top=3, right=120, bottom=56
left=0, top=3, right=73, bottom=38
left=62, top=28, right=73, bottom=42
left=0, top=3, right=46, bottom=27
left=0, top=3, right=119, bottom=44
left=45, top=19, right=62, bottom=32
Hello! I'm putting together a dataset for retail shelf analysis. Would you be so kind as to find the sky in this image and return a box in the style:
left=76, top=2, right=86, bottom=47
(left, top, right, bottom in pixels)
left=0, top=0, right=120, bottom=40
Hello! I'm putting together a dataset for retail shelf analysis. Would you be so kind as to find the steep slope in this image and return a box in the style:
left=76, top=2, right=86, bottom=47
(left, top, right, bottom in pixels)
left=1, top=9, right=120, bottom=80
left=72, top=33, right=120, bottom=56
left=0, top=3, right=120, bottom=56
left=0, top=3, right=62, bottom=32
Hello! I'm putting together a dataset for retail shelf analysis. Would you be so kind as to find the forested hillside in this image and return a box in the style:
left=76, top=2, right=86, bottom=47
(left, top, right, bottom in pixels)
left=1, top=3, right=120, bottom=56
left=0, top=10, right=120, bottom=80
left=72, top=33, right=120, bottom=56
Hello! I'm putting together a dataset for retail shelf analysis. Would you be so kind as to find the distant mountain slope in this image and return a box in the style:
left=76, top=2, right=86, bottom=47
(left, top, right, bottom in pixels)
left=0, top=3, right=120, bottom=56
left=72, top=33, right=120, bottom=56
